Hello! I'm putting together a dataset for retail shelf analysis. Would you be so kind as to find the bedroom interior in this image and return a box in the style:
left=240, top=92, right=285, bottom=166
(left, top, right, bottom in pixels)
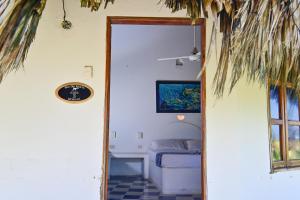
left=106, top=19, right=204, bottom=200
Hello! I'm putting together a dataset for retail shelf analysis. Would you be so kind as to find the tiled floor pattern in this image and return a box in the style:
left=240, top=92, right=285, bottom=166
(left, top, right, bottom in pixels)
left=108, top=176, right=201, bottom=200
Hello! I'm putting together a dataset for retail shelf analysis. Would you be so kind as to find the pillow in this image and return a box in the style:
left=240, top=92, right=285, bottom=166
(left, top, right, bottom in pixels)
left=185, top=140, right=201, bottom=152
left=150, top=139, right=186, bottom=151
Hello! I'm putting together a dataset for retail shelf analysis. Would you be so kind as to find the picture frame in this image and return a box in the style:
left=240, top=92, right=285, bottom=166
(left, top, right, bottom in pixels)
left=156, top=80, right=201, bottom=113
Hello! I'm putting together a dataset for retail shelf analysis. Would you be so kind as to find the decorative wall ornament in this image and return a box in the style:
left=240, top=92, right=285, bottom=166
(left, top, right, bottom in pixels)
left=55, top=82, right=94, bottom=104
left=1, top=0, right=300, bottom=97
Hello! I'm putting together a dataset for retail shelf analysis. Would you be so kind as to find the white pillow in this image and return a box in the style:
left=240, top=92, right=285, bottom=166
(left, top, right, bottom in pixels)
left=185, top=140, right=201, bottom=152
left=150, top=139, right=186, bottom=151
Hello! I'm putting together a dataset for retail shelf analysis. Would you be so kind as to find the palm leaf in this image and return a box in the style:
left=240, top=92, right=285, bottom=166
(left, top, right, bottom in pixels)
left=216, top=0, right=300, bottom=97
left=0, top=0, right=47, bottom=81
left=80, top=0, right=115, bottom=10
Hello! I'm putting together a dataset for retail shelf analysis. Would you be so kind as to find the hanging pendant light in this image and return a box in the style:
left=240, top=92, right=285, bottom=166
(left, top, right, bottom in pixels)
left=61, top=0, right=72, bottom=29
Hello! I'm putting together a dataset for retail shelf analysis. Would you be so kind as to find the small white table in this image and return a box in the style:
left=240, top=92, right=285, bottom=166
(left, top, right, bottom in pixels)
left=109, top=152, right=149, bottom=179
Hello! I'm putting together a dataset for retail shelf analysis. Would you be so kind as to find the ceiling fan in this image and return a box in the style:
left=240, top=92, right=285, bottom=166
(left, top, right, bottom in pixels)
left=157, top=26, right=201, bottom=63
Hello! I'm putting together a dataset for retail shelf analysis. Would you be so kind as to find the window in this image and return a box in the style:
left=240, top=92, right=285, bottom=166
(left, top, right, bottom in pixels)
left=269, top=83, right=300, bottom=170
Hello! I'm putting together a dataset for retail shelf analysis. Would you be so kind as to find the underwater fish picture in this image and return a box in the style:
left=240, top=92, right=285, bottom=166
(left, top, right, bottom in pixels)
left=156, top=81, right=200, bottom=113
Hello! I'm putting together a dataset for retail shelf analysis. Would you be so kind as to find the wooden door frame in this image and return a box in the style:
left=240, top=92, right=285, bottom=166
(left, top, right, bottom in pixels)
left=103, top=16, right=207, bottom=200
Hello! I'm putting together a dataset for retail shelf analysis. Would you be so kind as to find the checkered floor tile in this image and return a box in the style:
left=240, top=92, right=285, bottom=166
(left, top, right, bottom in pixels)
left=108, top=176, right=201, bottom=200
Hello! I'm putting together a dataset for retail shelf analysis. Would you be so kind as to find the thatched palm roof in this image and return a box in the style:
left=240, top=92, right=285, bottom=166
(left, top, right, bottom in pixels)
left=0, top=0, right=300, bottom=97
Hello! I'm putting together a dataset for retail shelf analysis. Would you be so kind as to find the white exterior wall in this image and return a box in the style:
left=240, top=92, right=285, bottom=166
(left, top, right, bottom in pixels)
left=205, top=20, right=300, bottom=200
left=0, top=1, right=300, bottom=200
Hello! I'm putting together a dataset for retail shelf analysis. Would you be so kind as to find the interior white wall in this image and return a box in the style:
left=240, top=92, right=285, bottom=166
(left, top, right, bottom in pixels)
left=109, top=25, right=201, bottom=154
left=109, top=25, right=201, bottom=176
left=0, top=1, right=300, bottom=200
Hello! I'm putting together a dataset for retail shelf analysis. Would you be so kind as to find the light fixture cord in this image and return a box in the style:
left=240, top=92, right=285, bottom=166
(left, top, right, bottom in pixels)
left=61, top=0, right=72, bottom=30
left=62, top=0, right=67, bottom=21
left=193, top=25, right=196, bottom=48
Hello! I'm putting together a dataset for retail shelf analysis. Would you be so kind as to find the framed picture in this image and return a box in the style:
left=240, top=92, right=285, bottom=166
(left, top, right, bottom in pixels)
left=156, top=80, right=201, bottom=113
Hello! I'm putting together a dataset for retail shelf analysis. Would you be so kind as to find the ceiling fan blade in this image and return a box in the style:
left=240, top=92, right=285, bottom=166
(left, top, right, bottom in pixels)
left=157, top=56, right=190, bottom=61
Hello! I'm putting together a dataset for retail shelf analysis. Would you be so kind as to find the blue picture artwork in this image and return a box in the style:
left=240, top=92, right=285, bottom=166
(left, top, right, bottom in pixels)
left=156, top=81, right=201, bottom=113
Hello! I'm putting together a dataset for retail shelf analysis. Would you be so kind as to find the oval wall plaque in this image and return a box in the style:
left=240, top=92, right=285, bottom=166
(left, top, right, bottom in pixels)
left=55, top=82, right=94, bottom=104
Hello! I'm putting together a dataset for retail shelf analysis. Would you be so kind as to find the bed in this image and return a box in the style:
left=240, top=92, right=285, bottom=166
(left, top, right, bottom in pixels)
left=148, top=139, right=201, bottom=195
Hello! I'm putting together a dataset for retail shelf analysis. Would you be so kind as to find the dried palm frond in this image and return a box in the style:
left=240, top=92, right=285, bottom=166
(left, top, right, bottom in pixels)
left=213, top=0, right=300, bottom=97
left=160, top=0, right=208, bottom=20
left=80, top=0, right=115, bottom=11
left=159, top=0, right=242, bottom=22
left=0, top=0, right=13, bottom=25
left=0, top=0, right=47, bottom=81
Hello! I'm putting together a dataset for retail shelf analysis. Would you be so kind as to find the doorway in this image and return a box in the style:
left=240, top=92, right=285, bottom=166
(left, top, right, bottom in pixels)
left=103, top=17, right=206, bottom=200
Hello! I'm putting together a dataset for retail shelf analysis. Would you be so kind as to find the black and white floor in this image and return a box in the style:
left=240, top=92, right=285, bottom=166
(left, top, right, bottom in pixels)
left=108, top=176, right=201, bottom=200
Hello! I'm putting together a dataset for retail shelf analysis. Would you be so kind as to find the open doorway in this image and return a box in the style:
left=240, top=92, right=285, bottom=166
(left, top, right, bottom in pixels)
left=103, top=17, right=206, bottom=200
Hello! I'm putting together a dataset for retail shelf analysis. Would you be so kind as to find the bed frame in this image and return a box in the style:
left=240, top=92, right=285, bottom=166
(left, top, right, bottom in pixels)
left=149, top=160, right=201, bottom=194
